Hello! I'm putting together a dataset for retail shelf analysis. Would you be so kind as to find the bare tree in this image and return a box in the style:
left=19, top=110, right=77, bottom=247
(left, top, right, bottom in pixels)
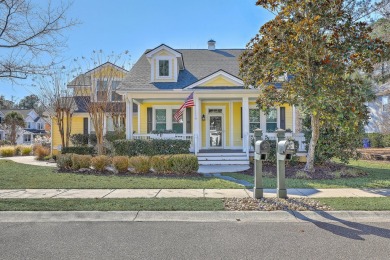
left=39, top=73, right=75, bottom=148
left=0, top=0, right=78, bottom=80
left=70, top=51, right=130, bottom=155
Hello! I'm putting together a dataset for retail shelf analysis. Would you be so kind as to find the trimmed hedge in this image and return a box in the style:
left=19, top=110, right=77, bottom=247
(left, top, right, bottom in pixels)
left=113, top=139, right=191, bottom=156
left=170, top=154, right=199, bottom=175
left=62, top=146, right=95, bottom=155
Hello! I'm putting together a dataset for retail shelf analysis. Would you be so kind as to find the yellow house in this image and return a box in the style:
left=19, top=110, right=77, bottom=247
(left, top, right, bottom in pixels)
left=51, top=62, right=137, bottom=154
left=116, top=41, right=306, bottom=165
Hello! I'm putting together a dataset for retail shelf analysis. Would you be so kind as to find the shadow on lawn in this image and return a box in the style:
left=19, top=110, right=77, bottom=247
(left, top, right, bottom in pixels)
left=292, top=211, right=390, bottom=241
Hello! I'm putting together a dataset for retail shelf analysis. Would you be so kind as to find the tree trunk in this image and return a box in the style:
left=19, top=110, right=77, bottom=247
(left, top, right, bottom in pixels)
left=11, top=125, right=16, bottom=145
left=304, top=113, right=320, bottom=173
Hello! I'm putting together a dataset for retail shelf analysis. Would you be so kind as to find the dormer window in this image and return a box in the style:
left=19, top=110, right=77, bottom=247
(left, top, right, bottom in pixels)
left=158, top=59, right=170, bottom=77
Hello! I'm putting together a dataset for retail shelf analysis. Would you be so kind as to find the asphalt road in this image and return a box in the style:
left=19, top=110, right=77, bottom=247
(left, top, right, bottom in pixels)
left=1, top=220, right=390, bottom=260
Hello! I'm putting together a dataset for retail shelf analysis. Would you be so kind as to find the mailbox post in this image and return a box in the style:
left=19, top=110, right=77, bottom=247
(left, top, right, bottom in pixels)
left=253, top=129, right=270, bottom=199
left=276, top=129, right=295, bottom=198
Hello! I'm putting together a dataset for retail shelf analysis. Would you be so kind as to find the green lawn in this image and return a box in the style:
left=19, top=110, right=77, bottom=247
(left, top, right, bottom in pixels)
left=0, top=198, right=224, bottom=211
left=317, top=198, right=390, bottom=211
left=0, top=160, right=242, bottom=189
left=223, top=160, right=390, bottom=189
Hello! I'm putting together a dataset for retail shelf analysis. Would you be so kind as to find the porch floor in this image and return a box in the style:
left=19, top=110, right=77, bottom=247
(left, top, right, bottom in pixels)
left=198, top=149, right=243, bottom=153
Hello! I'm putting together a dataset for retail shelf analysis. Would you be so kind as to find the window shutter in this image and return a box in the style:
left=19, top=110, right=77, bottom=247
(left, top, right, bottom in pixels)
left=186, top=108, right=192, bottom=134
left=83, top=118, right=88, bottom=135
left=240, top=107, right=243, bottom=138
left=280, top=107, right=286, bottom=130
left=147, top=107, right=153, bottom=133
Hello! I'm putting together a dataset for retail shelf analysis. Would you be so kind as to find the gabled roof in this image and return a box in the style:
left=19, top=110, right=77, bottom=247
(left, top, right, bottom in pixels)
left=0, top=109, right=32, bottom=119
left=119, top=48, right=244, bottom=91
left=184, top=70, right=244, bottom=89
left=68, top=62, right=128, bottom=87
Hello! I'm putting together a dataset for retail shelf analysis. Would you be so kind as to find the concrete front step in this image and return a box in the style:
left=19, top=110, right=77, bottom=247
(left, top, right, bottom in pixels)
left=197, top=156, right=248, bottom=161
left=199, top=160, right=249, bottom=165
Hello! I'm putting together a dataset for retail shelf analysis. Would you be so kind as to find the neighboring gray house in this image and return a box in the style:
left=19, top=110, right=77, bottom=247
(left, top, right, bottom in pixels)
left=0, top=109, right=47, bottom=144
left=366, top=81, right=390, bottom=133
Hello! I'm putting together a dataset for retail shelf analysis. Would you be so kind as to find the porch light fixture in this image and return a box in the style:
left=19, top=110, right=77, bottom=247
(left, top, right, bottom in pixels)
left=202, top=114, right=206, bottom=121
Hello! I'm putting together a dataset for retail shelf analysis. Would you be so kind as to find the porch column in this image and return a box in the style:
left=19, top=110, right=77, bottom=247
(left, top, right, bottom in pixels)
left=126, top=96, right=133, bottom=139
left=292, top=105, right=296, bottom=133
left=242, top=97, right=249, bottom=153
left=193, top=95, right=200, bottom=154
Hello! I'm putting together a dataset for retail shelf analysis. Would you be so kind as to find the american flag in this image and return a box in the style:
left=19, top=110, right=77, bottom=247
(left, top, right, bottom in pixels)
left=173, top=92, right=194, bottom=122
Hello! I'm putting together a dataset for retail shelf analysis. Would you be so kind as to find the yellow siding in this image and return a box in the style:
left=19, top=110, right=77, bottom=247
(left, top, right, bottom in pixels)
left=233, top=102, right=242, bottom=147
left=156, top=50, right=170, bottom=56
left=74, top=88, right=91, bottom=96
left=201, top=75, right=239, bottom=87
left=285, top=104, right=293, bottom=130
left=91, top=66, right=126, bottom=78
left=132, top=114, right=138, bottom=134
left=52, top=116, right=85, bottom=155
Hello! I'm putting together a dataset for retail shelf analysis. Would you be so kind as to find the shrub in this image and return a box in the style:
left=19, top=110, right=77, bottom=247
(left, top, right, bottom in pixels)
left=113, top=139, right=190, bottom=156
left=62, top=146, right=95, bottom=155
left=70, top=134, right=97, bottom=147
left=170, top=154, right=199, bottom=175
left=34, top=145, right=50, bottom=161
left=105, top=130, right=126, bottom=143
left=366, top=133, right=384, bottom=148
left=0, top=146, right=15, bottom=157
left=14, top=145, right=22, bottom=155
left=57, top=154, right=73, bottom=170
left=150, top=155, right=173, bottom=174
left=0, top=140, right=11, bottom=146
left=43, top=155, right=52, bottom=161
left=21, top=146, right=32, bottom=156
left=91, top=155, right=111, bottom=172
left=112, top=156, right=129, bottom=173
left=71, top=154, right=92, bottom=170
left=128, top=156, right=150, bottom=174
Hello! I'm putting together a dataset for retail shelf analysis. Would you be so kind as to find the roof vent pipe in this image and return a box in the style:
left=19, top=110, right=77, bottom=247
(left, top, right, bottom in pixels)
left=208, top=39, right=216, bottom=50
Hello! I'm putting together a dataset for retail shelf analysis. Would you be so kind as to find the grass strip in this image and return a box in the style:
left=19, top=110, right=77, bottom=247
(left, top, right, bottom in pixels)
left=0, top=198, right=225, bottom=211
left=223, top=159, right=390, bottom=189
left=316, top=197, right=390, bottom=211
left=0, top=160, right=242, bottom=189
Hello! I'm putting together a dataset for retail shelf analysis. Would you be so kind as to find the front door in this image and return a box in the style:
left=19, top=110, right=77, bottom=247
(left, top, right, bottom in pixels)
left=209, top=115, right=223, bottom=148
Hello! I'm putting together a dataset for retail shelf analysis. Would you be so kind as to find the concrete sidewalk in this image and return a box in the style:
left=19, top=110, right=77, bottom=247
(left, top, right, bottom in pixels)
left=1, top=188, right=389, bottom=199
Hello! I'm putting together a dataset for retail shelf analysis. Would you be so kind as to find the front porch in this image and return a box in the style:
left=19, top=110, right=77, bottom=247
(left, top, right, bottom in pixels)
left=125, top=91, right=306, bottom=165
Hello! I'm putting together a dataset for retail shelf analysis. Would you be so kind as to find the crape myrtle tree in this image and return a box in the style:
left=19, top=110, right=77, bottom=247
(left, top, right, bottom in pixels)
left=240, top=0, right=389, bottom=172
left=0, top=0, right=77, bottom=80
left=39, top=72, right=75, bottom=149
left=72, top=51, right=130, bottom=155
left=2, top=111, right=25, bottom=144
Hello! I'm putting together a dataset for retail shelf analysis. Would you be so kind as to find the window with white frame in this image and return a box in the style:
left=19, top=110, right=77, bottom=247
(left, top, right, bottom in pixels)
left=266, top=108, right=277, bottom=132
left=158, top=60, right=170, bottom=77
left=155, top=109, right=167, bottom=131
left=23, top=134, right=31, bottom=143
left=96, top=80, right=122, bottom=101
left=249, top=108, right=261, bottom=133
left=36, top=123, right=43, bottom=130
left=154, top=107, right=185, bottom=133
left=27, top=122, right=33, bottom=129
left=172, top=109, right=183, bottom=133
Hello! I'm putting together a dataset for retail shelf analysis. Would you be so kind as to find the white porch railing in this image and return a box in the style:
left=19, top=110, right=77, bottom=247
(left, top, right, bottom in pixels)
left=133, top=134, right=194, bottom=152
left=249, top=132, right=307, bottom=152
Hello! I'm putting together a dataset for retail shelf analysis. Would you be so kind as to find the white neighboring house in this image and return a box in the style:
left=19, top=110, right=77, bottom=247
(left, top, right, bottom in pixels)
left=0, top=109, right=47, bottom=144
left=366, top=81, right=390, bottom=133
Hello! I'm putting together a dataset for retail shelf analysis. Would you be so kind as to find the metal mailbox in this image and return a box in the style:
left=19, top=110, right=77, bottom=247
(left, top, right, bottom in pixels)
left=255, top=140, right=270, bottom=161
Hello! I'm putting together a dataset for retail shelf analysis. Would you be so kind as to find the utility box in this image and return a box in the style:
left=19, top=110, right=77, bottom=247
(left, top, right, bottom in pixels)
left=277, top=140, right=295, bottom=160
left=255, top=140, right=270, bottom=161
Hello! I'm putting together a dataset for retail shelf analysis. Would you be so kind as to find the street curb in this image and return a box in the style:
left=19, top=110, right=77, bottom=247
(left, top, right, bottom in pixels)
left=1, top=211, right=390, bottom=223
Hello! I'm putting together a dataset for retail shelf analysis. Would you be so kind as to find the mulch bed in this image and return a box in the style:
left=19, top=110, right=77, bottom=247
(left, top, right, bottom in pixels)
left=224, top=197, right=332, bottom=211
left=238, top=161, right=367, bottom=180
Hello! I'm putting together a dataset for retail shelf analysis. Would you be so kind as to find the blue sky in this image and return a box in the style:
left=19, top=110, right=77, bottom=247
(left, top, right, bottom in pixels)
left=0, top=0, right=273, bottom=101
